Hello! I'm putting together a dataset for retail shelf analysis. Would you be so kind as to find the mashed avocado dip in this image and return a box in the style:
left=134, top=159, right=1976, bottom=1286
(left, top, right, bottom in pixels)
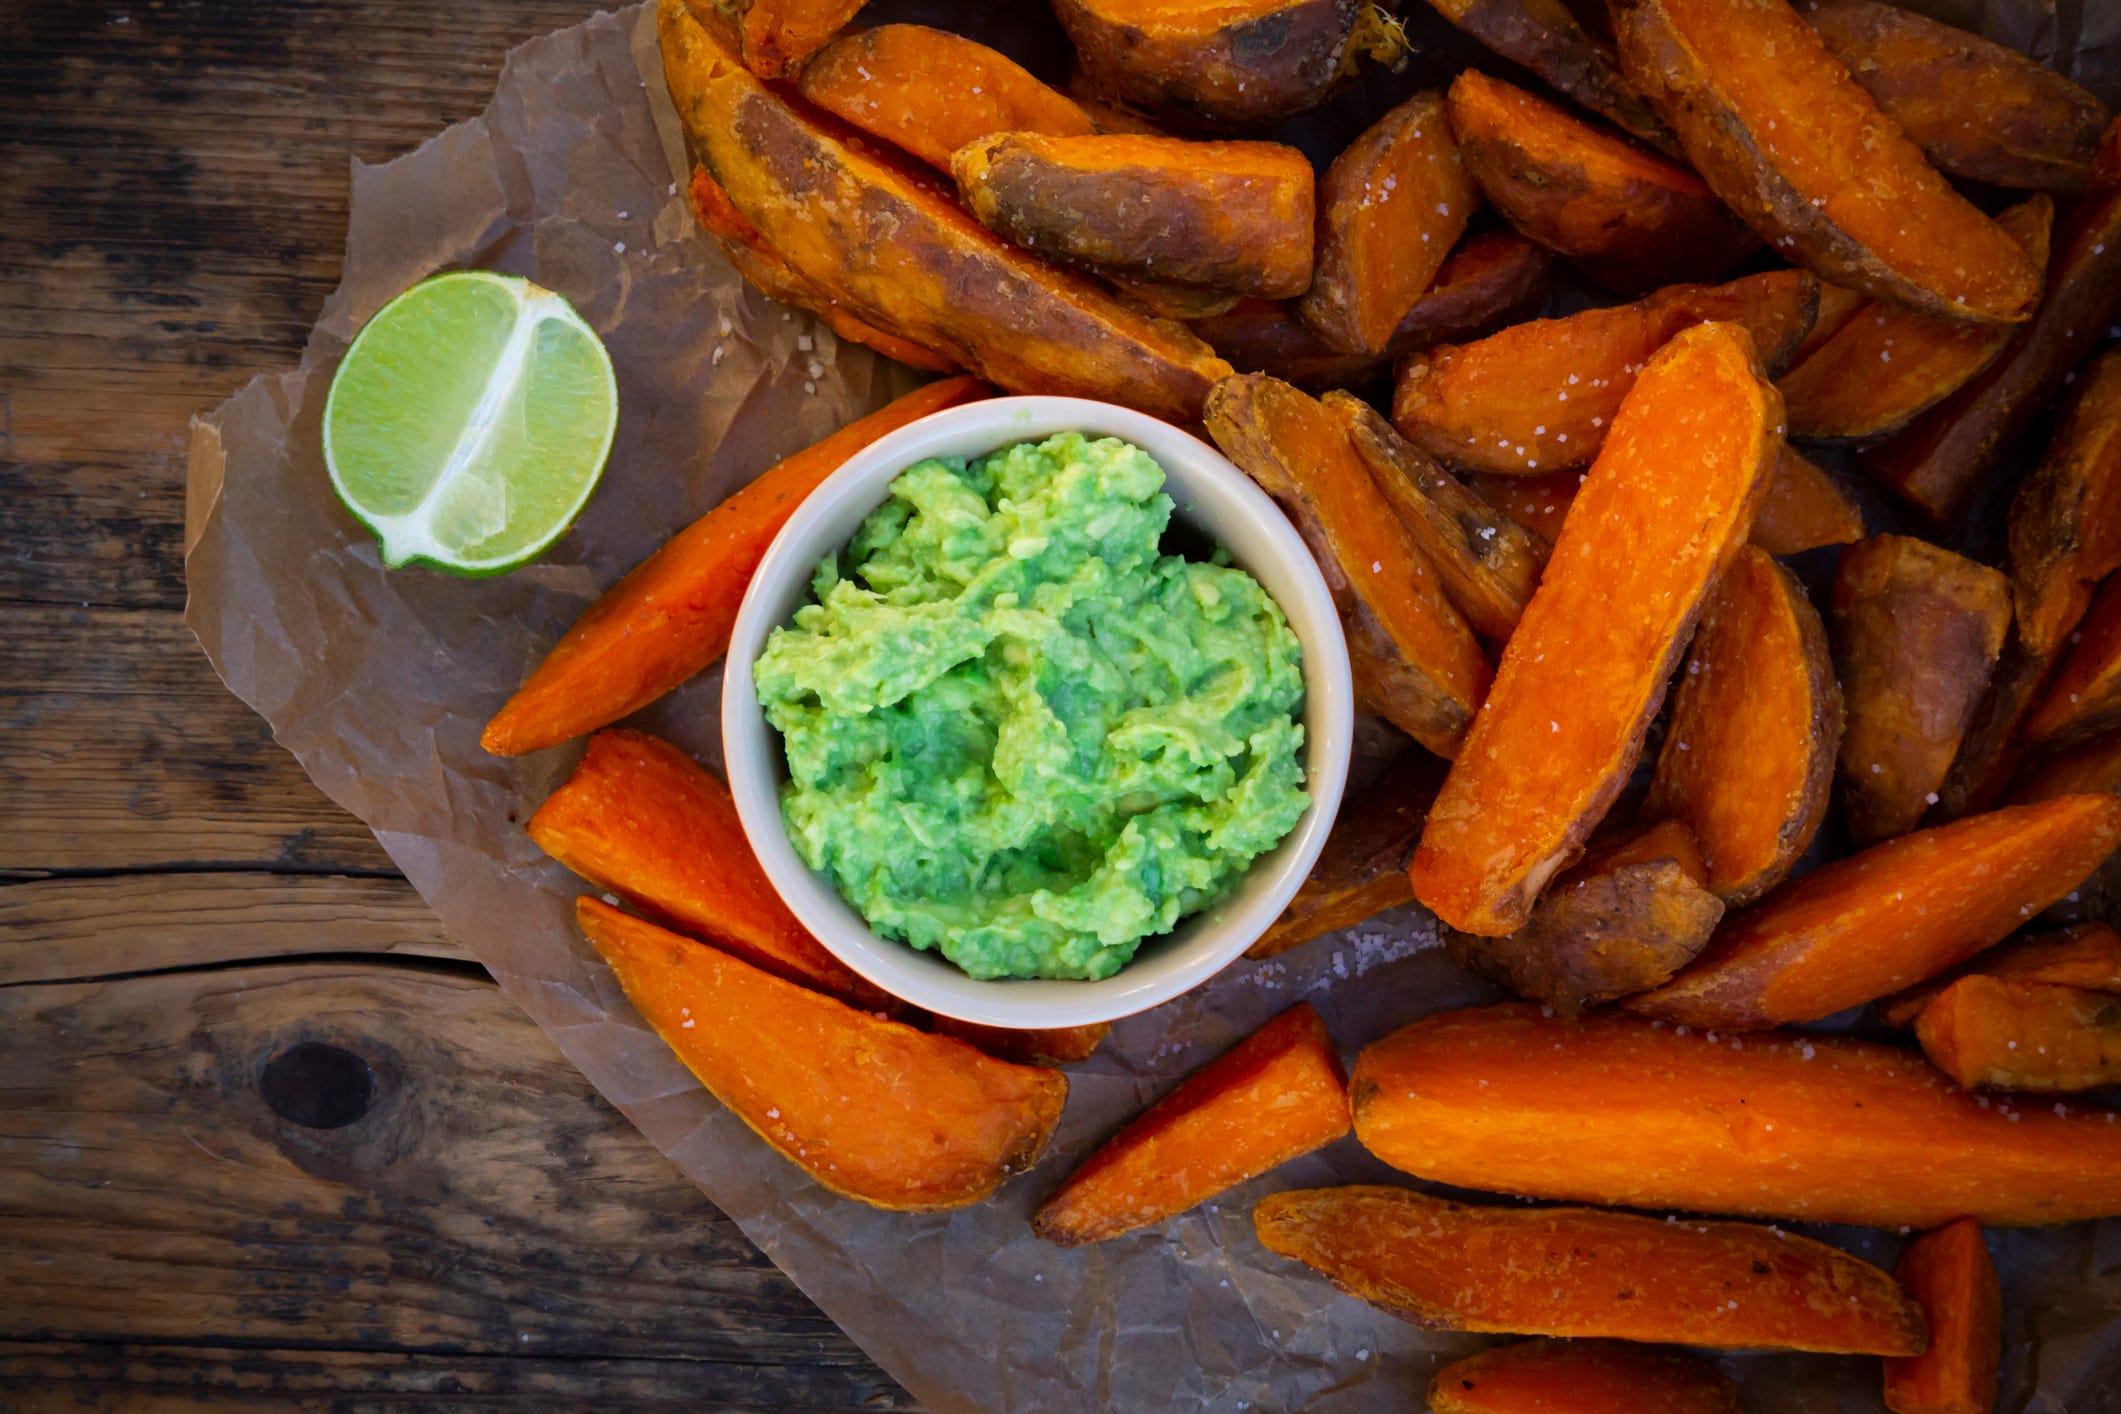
left=752, top=431, right=1309, bottom=981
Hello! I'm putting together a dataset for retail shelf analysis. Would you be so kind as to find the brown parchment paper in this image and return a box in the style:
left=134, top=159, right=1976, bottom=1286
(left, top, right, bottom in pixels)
left=184, top=4, right=2121, bottom=1410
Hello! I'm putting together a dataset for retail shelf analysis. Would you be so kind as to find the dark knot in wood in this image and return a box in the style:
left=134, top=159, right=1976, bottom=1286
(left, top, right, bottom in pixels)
left=259, top=1041, right=377, bottom=1129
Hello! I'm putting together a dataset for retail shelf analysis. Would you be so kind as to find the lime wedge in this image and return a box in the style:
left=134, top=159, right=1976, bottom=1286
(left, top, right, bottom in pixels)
left=323, top=271, right=618, bottom=576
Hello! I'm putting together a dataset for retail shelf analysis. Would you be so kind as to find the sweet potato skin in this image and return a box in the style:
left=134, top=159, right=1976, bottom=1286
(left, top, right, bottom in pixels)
left=1884, top=1219, right=2002, bottom=1414
left=953, top=132, right=1315, bottom=298
left=1613, top=0, right=2041, bottom=326
left=482, top=375, right=986, bottom=756
left=1447, top=68, right=1757, bottom=296
left=1351, top=1002, right=2121, bottom=1227
left=1254, top=1184, right=1925, bottom=1353
left=1430, top=1339, right=1740, bottom=1414
left=1410, top=322, right=1780, bottom=936
left=1646, top=546, right=1841, bottom=905
left=1880, top=922, right=2121, bottom=1029
left=1249, top=753, right=1444, bottom=959
left=713, top=0, right=866, bottom=79
left=1916, top=975, right=2121, bottom=1093
left=1629, top=795, right=2121, bottom=1029
left=1420, top=0, right=1681, bottom=155
left=577, top=898, right=1066, bottom=1211
left=1052, top=0, right=1364, bottom=130
left=2025, top=575, right=2121, bottom=745
left=2009, top=350, right=2121, bottom=662
left=1802, top=0, right=2110, bottom=192
left=1830, top=535, right=2012, bottom=846
left=1389, top=270, right=1816, bottom=475
left=1033, top=1005, right=1348, bottom=1246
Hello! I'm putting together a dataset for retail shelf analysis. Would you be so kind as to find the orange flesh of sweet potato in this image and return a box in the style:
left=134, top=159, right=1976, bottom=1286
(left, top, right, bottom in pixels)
left=1249, top=752, right=1445, bottom=959
left=1430, top=1338, right=1740, bottom=1414
left=2010, top=350, right=2121, bottom=661
left=1612, top=0, right=2040, bottom=326
left=1033, top=1004, right=1349, bottom=1245
left=1299, top=90, right=1479, bottom=356
left=1446, top=68, right=1758, bottom=296
left=1879, top=922, right=2121, bottom=1029
left=1466, top=468, right=1578, bottom=543
left=1884, top=1219, right=2002, bottom=1414
left=2025, top=575, right=2121, bottom=744
left=2012, top=730, right=2121, bottom=805
left=727, top=0, right=865, bottom=79
left=1349, top=1001, right=2121, bottom=1227
left=577, top=898, right=1066, bottom=1210
left=1253, top=1184, right=1925, bottom=1353
left=1932, top=632, right=2067, bottom=819
left=1778, top=197, right=2054, bottom=443
left=1390, top=269, right=1816, bottom=474
left=481, top=374, right=985, bottom=756
left=1752, top=446, right=1866, bottom=554
left=1410, top=322, right=1780, bottom=936
left=930, top=1019, right=1114, bottom=1068
left=1916, top=975, right=2121, bottom=1092
left=1801, top=0, right=2110, bottom=192
left=1051, top=0, right=1364, bottom=130
left=1861, top=119, right=2121, bottom=525
left=1205, top=374, right=1492, bottom=758
left=1785, top=279, right=1868, bottom=367
left=797, top=25, right=1097, bottom=171
left=1107, top=276, right=1240, bottom=321
left=952, top=132, right=1315, bottom=298
left=1830, top=535, right=2013, bottom=846
left=1420, top=0, right=1681, bottom=155
left=1627, top=794, right=2121, bottom=1029
left=1646, top=546, right=1842, bottom=905
left=661, top=0, right=1233, bottom=423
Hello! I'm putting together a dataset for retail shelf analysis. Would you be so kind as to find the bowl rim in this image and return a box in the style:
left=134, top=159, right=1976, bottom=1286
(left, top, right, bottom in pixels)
left=722, top=394, right=1355, bottom=1029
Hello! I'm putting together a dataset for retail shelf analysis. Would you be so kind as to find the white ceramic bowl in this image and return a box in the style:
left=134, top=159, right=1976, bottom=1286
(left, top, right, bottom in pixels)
left=723, top=396, right=1354, bottom=1028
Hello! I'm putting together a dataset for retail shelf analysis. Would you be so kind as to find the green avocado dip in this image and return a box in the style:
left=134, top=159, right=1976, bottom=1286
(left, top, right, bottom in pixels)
left=752, top=431, right=1310, bottom=982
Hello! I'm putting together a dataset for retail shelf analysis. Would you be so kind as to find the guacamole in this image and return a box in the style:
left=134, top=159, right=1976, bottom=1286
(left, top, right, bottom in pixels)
left=752, top=431, right=1310, bottom=981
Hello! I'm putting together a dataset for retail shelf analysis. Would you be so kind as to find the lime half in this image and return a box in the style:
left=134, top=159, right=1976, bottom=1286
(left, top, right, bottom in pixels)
left=323, top=271, right=618, bottom=575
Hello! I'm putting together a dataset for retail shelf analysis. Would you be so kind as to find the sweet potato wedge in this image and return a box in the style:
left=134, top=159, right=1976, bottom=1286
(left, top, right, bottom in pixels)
left=2010, top=350, right=2121, bottom=661
left=1465, top=469, right=1577, bottom=543
left=1389, top=269, right=1816, bottom=474
left=1627, top=794, right=2121, bottom=1029
left=1880, top=922, right=2121, bottom=1029
left=1785, top=278, right=1868, bottom=368
left=1917, top=975, right=2121, bottom=1094
left=1034, top=1004, right=1348, bottom=1245
left=1206, top=374, right=1492, bottom=758
left=2025, top=575, right=2121, bottom=745
left=578, top=899, right=1065, bottom=1210
left=1646, top=546, right=1841, bottom=905
left=1446, top=68, right=1757, bottom=296
left=2012, top=730, right=2121, bottom=807
left=1884, top=1219, right=2002, bottom=1414
left=930, top=1019, right=1114, bottom=1068
left=1830, top=535, right=2012, bottom=846
left=798, top=25, right=1097, bottom=171
left=1431, top=1339, right=1739, bottom=1414
left=706, top=0, right=866, bottom=79
left=661, top=0, right=1233, bottom=423
left=1861, top=118, right=2121, bottom=525
left=1612, top=0, right=2041, bottom=326
left=1299, top=90, right=1479, bottom=357
left=1418, top=0, right=1680, bottom=155
left=1051, top=0, right=1364, bottom=130
left=1801, top=0, right=2110, bottom=192
left=482, top=375, right=985, bottom=756
left=1778, top=197, right=2054, bottom=443
left=1349, top=1001, right=2121, bottom=1226
left=1250, top=753, right=1445, bottom=960
left=1107, top=277, right=1239, bottom=321
left=1254, top=1184, right=1924, bottom=1353
left=1446, top=819, right=1726, bottom=1015
left=1410, top=322, right=1780, bottom=935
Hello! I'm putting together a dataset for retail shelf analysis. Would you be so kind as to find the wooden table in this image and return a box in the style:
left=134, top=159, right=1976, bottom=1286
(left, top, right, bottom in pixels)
left=0, top=4, right=917, bottom=1406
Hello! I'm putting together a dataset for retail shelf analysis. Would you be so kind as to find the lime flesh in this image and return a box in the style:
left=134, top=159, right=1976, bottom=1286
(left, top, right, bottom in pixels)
left=323, top=270, right=618, bottom=575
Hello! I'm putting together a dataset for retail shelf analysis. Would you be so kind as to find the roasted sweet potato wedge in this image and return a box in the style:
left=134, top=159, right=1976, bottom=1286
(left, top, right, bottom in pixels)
left=1646, top=546, right=1841, bottom=904
left=2025, top=576, right=2121, bottom=745
left=1830, top=535, right=2012, bottom=846
left=1418, top=0, right=1679, bottom=154
left=1880, top=922, right=2121, bottom=1029
left=705, top=0, right=866, bottom=79
left=1431, top=1340, right=1739, bottom=1414
left=1613, top=0, right=2041, bottom=326
left=661, top=0, right=1233, bottom=423
left=1299, top=90, right=1479, bottom=356
left=1108, top=277, right=1239, bottom=321
left=1446, top=68, right=1757, bottom=295
left=1250, top=753, right=1445, bottom=960
left=2010, top=350, right=2121, bottom=661
left=1778, top=197, right=2053, bottom=443
left=1917, top=975, right=2121, bottom=1093
left=1051, top=0, right=1364, bottom=130
left=1390, top=270, right=1815, bottom=474
left=1350, top=1002, right=2121, bottom=1227
left=1932, top=633, right=2067, bottom=820
left=797, top=25, right=1097, bottom=171
left=953, top=132, right=1315, bottom=298
left=1206, top=374, right=1491, bottom=758
left=1628, top=794, right=2121, bottom=1029
left=2012, top=731, right=2121, bottom=807
left=578, top=898, right=1066, bottom=1211
left=1785, top=279, right=1868, bottom=367
left=1801, top=0, right=2110, bottom=192
left=1254, top=1185, right=1924, bottom=1353
left=1465, top=469, right=1577, bottom=543
left=930, top=1019, right=1114, bottom=1068
left=483, top=376, right=985, bottom=756
left=1411, top=322, right=1780, bottom=935
left=1034, top=1005, right=1348, bottom=1245
left=1885, top=1219, right=2002, bottom=1414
